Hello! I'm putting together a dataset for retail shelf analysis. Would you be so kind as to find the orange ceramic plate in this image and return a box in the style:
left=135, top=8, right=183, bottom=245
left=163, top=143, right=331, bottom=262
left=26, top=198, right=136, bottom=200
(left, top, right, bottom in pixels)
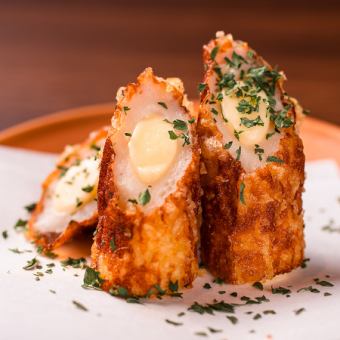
left=0, top=102, right=339, bottom=162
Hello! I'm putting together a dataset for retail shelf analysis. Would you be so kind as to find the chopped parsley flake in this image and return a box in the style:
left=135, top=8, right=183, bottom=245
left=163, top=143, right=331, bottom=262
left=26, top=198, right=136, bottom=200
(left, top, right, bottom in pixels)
left=61, top=257, right=87, bottom=269
left=226, top=315, right=238, bottom=325
left=300, top=258, right=310, bottom=269
left=83, top=267, right=103, bottom=289
left=211, top=108, right=219, bottom=116
left=124, top=132, right=132, bottom=137
left=24, top=202, right=37, bottom=213
left=23, top=258, right=40, bottom=270
left=169, top=280, right=179, bottom=292
left=173, top=119, right=188, bottom=131
left=253, top=313, right=262, bottom=320
left=294, top=307, right=305, bottom=315
left=2, top=230, right=8, bottom=239
left=213, top=277, right=224, bottom=285
left=168, top=130, right=178, bottom=140
left=240, top=182, right=246, bottom=204
left=210, top=46, right=219, bottom=60
left=110, top=236, right=116, bottom=251
left=123, top=106, right=130, bottom=114
left=266, top=131, right=276, bottom=139
left=236, top=146, right=241, bottom=161
left=208, top=327, right=222, bottom=333
left=224, top=141, right=233, bottom=149
left=297, top=286, right=320, bottom=293
left=271, top=286, right=291, bottom=295
left=225, top=52, right=248, bottom=69
left=254, top=144, right=264, bottom=161
left=314, top=278, right=334, bottom=287
left=234, top=130, right=243, bottom=140
left=158, top=102, right=168, bottom=109
left=165, top=319, right=183, bottom=326
left=81, top=185, right=94, bottom=193
left=72, top=300, right=88, bottom=312
left=252, top=281, right=264, bottom=290
left=138, top=189, right=151, bottom=206
left=198, top=83, right=207, bottom=93
left=195, top=331, right=208, bottom=337
left=240, top=116, right=264, bottom=128
left=14, top=219, right=27, bottom=231
left=263, top=310, right=276, bottom=315
left=9, top=248, right=32, bottom=254
left=267, top=156, right=284, bottom=164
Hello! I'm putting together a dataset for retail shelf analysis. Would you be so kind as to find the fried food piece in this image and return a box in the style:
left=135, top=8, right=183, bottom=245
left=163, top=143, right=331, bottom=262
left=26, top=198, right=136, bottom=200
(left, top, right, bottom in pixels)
left=27, top=128, right=108, bottom=250
left=198, top=32, right=305, bottom=284
left=92, top=68, right=200, bottom=297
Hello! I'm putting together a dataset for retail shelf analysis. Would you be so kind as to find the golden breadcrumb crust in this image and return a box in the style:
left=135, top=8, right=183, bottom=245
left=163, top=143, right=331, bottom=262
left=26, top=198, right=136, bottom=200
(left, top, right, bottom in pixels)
left=199, top=36, right=305, bottom=284
left=27, top=128, right=108, bottom=250
left=92, top=68, right=201, bottom=297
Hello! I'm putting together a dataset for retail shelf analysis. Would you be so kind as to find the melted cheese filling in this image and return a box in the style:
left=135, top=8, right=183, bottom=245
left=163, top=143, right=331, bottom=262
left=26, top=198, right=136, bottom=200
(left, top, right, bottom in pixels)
left=52, top=157, right=99, bottom=214
left=128, top=115, right=179, bottom=185
left=221, top=86, right=270, bottom=146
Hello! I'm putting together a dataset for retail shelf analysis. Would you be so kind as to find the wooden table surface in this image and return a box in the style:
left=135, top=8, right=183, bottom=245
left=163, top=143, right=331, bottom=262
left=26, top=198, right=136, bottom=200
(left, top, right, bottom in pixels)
left=0, top=1, right=339, bottom=130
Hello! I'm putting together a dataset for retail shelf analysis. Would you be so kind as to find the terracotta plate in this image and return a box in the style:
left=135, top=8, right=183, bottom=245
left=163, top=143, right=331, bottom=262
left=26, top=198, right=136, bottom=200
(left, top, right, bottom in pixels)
left=0, top=102, right=339, bottom=164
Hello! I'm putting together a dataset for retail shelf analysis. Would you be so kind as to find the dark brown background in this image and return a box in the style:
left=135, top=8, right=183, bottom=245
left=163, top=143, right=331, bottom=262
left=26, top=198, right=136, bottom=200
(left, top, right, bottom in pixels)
left=1, top=0, right=340, bottom=130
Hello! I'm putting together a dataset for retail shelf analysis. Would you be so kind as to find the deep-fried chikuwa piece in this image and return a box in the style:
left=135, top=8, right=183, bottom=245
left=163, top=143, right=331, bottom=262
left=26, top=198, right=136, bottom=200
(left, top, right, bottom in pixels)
left=198, top=32, right=305, bottom=284
left=92, top=68, right=200, bottom=297
left=27, top=128, right=108, bottom=250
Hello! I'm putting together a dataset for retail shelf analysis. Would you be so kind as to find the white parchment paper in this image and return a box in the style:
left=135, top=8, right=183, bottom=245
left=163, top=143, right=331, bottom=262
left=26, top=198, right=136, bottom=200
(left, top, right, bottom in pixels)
left=0, top=146, right=339, bottom=340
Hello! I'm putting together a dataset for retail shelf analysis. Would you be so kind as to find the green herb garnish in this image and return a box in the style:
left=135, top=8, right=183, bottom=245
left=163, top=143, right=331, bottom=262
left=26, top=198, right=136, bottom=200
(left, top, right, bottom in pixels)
left=240, top=116, right=264, bottom=128
left=252, top=281, right=264, bottom=290
left=226, top=315, right=238, bottom=325
left=198, top=83, right=207, bottom=93
left=83, top=267, right=103, bottom=289
left=314, top=278, right=334, bottom=287
left=224, top=141, right=233, bottom=149
left=165, top=319, right=183, bottom=326
left=158, top=102, right=168, bottom=109
left=61, top=257, right=87, bottom=269
left=14, top=219, right=27, bottom=231
left=23, top=258, right=40, bottom=270
left=203, top=283, right=212, bottom=289
left=271, top=286, right=291, bottom=295
left=210, top=46, right=219, bottom=60
left=123, top=106, right=130, bottom=114
left=81, top=185, right=94, bottom=193
left=72, top=300, right=88, bottom=312
left=110, top=236, right=116, bottom=251
left=25, top=203, right=37, bottom=213
left=240, top=182, right=246, bottom=204
left=138, top=189, right=151, bottom=206
left=294, top=307, right=305, bottom=315
left=236, top=146, right=241, bottom=161
left=267, top=156, right=284, bottom=164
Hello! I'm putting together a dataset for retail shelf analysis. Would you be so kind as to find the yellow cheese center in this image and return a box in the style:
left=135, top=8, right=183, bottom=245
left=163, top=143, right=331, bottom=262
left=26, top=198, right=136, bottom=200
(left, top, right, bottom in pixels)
left=128, top=115, right=178, bottom=185
left=53, top=157, right=99, bottom=214
left=221, top=88, right=270, bottom=146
